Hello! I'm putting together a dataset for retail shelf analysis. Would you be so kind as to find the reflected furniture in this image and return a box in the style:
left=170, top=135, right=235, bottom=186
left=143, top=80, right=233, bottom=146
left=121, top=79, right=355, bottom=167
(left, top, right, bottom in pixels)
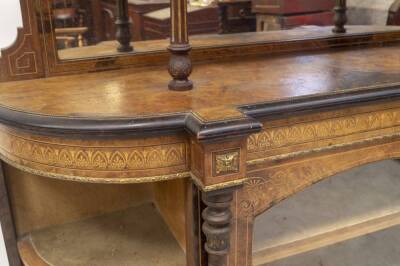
left=99, top=0, right=170, bottom=41
left=55, top=27, right=88, bottom=48
left=143, top=6, right=219, bottom=40
left=3, top=0, right=400, bottom=266
left=218, top=0, right=256, bottom=34
left=53, top=0, right=89, bottom=48
left=388, top=0, right=400, bottom=25
left=252, top=0, right=334, bottom=31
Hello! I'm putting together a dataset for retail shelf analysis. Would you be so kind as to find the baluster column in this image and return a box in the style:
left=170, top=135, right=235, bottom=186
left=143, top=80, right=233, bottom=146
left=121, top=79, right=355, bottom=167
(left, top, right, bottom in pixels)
left=168, top=0, right=193, bottom=91
left=333, top=0, right=347, bottom=33
left=116, top=0, right=133, bottom=52
left=202, top=187, right=236, bottom=266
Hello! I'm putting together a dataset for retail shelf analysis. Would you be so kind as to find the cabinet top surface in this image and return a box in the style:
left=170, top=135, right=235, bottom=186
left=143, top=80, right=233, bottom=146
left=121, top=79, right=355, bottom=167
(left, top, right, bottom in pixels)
left=1, top=27, right=400, bottom=134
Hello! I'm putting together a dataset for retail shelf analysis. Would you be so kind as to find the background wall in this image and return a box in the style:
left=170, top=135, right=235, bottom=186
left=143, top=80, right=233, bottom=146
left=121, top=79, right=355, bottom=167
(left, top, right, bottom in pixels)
left=0, top=0, right=22, bottom=49
left=347, top=0, right=392, bottom=25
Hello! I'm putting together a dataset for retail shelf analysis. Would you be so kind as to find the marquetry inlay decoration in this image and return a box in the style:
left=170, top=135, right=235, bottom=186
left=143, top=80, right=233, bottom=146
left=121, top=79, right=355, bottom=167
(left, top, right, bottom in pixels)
left=248, top=108, right=400, bottom=153
left=0, top=132, right=187, bottom=171
left=212, top=149, right=240, bottom=176
left=239, top=164, right=328, bottom=217
left=240, top=134, right=400, bottom=218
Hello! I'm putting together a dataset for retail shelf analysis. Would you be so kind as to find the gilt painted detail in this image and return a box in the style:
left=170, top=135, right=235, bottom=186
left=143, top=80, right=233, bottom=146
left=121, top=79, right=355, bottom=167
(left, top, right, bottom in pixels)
left=248, top=108, right=400, bottom=153
left=239, top=164, right=326, bottom=217
left=0, top=133, right=186, bottom=171
left=213, top=149, right=240, bottom=176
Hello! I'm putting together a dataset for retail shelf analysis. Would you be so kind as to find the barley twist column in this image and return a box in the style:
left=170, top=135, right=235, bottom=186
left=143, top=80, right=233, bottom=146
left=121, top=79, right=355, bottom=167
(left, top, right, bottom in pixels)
left=202, top=187, right=236, bottom=266
left=116, top=0, right=133, bottom=52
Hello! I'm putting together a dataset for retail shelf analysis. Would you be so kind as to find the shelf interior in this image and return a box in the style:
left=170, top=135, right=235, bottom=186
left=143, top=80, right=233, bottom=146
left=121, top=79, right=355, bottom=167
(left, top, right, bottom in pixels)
left=18, top=203, right=186, bottom=266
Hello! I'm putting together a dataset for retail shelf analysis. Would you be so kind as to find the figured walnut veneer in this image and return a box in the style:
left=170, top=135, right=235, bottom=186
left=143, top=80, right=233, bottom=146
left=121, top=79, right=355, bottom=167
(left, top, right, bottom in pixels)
left=2, top=45, right=400, bottom=118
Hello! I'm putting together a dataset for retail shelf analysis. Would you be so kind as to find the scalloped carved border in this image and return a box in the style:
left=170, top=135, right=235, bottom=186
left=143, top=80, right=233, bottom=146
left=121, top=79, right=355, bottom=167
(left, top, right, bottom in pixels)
left=0, top=0, right=44, bottom=81
left=248, top=107, right=400, bottom=154
left=0, top=136, right=186, bottom=171
left=0, top=127, right=189, bottom=182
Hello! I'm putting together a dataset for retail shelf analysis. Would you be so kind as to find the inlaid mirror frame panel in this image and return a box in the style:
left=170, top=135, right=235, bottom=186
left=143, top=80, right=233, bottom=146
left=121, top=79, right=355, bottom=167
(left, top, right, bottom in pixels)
left=1, top=0, right=178, bottom=81
left=0, top=0, right=45, bottom=82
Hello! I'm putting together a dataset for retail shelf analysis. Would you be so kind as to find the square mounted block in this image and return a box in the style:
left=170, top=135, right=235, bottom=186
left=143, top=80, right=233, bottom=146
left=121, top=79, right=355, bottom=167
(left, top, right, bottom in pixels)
left=190, top=138, right=247, bottom=191
left=212, top=149, right=241, bottom=177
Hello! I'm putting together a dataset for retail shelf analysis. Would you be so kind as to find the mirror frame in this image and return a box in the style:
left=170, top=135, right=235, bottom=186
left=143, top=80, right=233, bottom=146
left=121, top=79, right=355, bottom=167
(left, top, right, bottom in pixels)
left=2, top=0, right=400, bottom=83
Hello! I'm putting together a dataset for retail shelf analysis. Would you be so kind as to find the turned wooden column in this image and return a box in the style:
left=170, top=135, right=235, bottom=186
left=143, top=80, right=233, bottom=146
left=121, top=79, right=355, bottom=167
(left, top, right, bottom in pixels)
left=168, top=0, right=193, bottom=90
left=218, top=3, right=229, bottom=34
left=189, top=116, right=261, bottom=265
left=202, top=187, right=237, bottom=266
left=333, top=0, right=347, bottom=33
left=116, top=0, right=133, bottom=52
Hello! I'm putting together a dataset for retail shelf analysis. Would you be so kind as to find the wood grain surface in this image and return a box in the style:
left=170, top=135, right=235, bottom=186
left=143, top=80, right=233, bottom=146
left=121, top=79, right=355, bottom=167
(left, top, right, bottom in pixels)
left=2, top=44, right=400, bottom=120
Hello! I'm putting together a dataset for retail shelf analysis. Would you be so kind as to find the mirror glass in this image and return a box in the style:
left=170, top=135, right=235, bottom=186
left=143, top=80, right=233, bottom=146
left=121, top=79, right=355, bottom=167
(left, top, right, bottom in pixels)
left=53, top=0, right=337, bottom=60
left=0, top=0, right=22, bottom=49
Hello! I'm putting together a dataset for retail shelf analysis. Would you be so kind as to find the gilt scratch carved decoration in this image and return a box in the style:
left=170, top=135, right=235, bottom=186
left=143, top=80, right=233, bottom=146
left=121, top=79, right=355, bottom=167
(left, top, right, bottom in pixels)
left=239, top=165, right=327, bottom=217
left=248, top=108, right=400, bottom=153
left=0, top=132, right=186, bottom=171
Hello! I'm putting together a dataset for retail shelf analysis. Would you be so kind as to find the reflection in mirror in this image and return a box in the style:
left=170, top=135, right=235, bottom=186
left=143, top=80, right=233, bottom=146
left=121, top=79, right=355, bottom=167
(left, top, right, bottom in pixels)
left=0, top=0, right=23, bottom=49
left=55, top=0, right=336, bottom=60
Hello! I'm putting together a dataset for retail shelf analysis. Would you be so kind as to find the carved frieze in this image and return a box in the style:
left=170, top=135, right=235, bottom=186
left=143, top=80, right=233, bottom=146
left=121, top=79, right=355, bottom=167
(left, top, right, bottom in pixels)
left=0, top=132, right=187, bottom=172
left=248, top=108, right=400, bottom=153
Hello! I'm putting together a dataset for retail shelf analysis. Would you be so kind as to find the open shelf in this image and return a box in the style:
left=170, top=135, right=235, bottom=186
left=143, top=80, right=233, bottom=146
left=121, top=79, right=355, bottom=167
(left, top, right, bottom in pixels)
left=253, top=160, right=400, bottom=265
left=18, top=203, right=186, bottom=266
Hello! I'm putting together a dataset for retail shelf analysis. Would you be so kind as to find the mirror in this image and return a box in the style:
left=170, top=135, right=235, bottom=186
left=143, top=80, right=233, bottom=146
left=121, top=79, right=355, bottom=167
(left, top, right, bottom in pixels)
left=53, top=0, right=337, bottom=60
left=0, top=0, right=22, bottom=49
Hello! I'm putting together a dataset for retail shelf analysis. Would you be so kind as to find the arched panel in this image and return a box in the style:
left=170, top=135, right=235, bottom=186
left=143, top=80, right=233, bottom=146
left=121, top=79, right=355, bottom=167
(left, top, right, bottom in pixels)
left=228, top=138, right=400, bottom=266
left=241, top=137, right=400, bottom=218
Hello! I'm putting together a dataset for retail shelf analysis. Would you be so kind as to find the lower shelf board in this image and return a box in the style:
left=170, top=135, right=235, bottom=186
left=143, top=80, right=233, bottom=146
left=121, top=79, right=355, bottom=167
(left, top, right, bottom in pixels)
left=17, top=203, right=186, bottom=266
left=259, top=223, right=400, bottom=266
left=253, top=211, right=400, bottom=265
